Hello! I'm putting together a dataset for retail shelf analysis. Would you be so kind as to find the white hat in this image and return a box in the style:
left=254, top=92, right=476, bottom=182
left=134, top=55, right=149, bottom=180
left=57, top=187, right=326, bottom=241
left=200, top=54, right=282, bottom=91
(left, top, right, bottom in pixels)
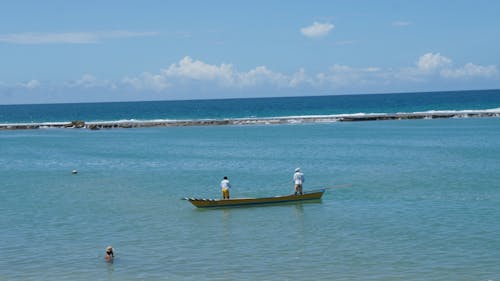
left=295, top=168, right=300, bottom=172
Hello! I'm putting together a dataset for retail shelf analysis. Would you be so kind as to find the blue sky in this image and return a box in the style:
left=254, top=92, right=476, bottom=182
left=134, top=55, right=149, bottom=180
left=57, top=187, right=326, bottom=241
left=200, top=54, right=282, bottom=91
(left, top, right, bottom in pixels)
left=1, top=0, right=499, bottom=104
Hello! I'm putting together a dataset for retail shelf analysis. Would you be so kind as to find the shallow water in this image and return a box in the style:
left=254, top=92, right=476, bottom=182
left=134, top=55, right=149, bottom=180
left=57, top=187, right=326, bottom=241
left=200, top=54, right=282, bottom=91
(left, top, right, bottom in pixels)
left=1, top=118, right=499, bottom=280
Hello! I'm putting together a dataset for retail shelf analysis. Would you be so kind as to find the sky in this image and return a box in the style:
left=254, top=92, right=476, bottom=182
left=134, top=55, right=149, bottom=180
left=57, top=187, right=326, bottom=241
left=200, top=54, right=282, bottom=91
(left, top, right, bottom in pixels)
left=0, top=0, right=499, bottom=104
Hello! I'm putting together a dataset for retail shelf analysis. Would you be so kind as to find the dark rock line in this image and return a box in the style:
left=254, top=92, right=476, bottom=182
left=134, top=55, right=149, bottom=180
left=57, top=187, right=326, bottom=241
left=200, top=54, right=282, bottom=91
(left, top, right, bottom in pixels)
left=1, top=112, right=499, bottom=130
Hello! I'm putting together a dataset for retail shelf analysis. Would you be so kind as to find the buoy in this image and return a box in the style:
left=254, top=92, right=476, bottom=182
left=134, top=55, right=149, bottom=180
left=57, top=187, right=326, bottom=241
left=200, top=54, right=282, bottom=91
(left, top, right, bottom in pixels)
left=72, top=170, right=78, bottom=174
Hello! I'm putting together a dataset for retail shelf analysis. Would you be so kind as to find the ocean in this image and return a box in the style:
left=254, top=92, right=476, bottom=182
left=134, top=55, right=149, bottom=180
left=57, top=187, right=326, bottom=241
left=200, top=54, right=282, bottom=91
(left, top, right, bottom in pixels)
left=1, top=89, right=500, bottom=124
left=1, top=90, right=500, bottom=280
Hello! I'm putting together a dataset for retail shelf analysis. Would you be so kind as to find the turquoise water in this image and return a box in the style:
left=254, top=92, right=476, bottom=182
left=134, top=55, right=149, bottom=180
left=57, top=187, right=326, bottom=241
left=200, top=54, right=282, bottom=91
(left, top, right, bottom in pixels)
left=1, top=118, right=499, bottom=280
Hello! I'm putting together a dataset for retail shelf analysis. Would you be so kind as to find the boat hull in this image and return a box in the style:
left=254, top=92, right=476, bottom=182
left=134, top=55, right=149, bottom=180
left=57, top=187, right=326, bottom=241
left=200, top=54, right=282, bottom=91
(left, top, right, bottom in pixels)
left=184, top=189, right=325, bottom=208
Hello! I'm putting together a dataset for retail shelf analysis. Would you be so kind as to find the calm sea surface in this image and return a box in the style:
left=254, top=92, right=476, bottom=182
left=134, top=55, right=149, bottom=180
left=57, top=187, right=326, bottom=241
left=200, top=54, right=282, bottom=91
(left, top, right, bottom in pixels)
left=1, top=91, right=500, bottom=280
left=1, top=89, right=500, bottom=124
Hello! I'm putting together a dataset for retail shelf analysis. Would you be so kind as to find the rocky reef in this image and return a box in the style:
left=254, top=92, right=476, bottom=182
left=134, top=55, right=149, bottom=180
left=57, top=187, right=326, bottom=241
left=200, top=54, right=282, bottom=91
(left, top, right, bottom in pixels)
left=1, top=112, right=499, bottom=130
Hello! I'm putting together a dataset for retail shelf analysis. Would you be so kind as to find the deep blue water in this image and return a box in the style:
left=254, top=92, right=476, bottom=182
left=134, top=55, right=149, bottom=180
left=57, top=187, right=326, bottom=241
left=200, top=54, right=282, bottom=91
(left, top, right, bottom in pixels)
left=1, top=89, right=500, bottom=123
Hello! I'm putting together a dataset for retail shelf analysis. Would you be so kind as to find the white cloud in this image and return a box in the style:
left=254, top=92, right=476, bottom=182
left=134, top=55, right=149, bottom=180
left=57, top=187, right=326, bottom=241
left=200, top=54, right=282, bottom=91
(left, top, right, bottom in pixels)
left=64, top=74, right=117, bottom=89
left=237, top=66, right=289, bottom=87
left=415, top=53, right=498, bottom=79
left=17, top=80, right=40, bottom=89
left=118, top=54, right=500, bottom=93
left=417, top=52, right=452, bottom=72
left=7, top=54, right=499, bottom=101
left=162, top=56, right=235, bottom=85
left=123, top=56, right=291, bottom=90
left=313, top=64, right=385, bottom=88
left=289, top=68, right=310, bottom=87
left=73, top=74, right=98, bottom=87
left=300, top=22, right=334, bottom=38
left=441, top=63, right=498, bottom=79
left=363, top=67, right=381, bottom=72
left=122, top=72, right=170, bottom=91
left=0, top=31, right=158, bottom=44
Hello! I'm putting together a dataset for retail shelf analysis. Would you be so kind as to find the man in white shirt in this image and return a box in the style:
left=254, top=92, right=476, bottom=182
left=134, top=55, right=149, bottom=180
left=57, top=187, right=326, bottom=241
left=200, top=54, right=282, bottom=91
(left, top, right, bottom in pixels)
left=221, top=176, right=231, bottom=199
left=293, top=168, right=305, bottom=195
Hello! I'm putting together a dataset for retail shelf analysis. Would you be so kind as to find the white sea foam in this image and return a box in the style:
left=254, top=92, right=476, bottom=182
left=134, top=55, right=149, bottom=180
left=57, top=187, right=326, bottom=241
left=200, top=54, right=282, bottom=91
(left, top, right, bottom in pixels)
left=259, top=113, right=387, bottom=119
left=398, top=108, right=500, bottom=115
left=0, top=121, right=69, bottom=126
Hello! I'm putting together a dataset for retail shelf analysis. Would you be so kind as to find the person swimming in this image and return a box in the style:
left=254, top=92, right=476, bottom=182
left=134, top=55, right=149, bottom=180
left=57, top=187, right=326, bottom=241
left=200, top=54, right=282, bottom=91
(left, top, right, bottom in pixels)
left=105, top=246, right=114, bottom=261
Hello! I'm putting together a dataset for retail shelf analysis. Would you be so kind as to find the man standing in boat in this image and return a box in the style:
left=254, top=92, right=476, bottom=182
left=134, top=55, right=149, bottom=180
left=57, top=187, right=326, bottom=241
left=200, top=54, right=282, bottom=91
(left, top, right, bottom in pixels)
left=293, top=168, right=305, bottom=195
left=221, top=176, right=231, bottom=199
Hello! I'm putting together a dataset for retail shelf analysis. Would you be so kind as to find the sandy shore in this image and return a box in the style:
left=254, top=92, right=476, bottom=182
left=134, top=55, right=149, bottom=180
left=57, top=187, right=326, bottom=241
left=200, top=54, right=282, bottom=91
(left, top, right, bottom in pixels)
left=1, top=112, right=499, bottom=130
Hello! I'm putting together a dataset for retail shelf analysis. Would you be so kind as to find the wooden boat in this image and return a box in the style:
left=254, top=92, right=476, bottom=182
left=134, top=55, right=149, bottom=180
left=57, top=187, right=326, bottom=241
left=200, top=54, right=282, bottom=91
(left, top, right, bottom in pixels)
left=183, top=189, right=325, bottom=208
